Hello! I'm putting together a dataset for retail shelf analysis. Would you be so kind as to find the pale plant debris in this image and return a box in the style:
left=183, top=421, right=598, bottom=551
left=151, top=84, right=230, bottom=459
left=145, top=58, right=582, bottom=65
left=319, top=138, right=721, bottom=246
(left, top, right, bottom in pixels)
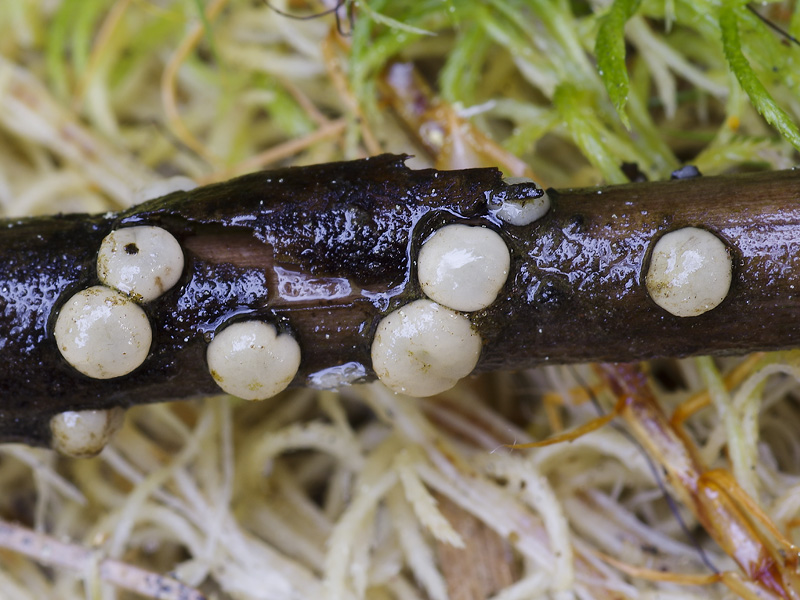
left=0, top=519, right=206, bottom=600
left=1, top=0, right=800, bottom=599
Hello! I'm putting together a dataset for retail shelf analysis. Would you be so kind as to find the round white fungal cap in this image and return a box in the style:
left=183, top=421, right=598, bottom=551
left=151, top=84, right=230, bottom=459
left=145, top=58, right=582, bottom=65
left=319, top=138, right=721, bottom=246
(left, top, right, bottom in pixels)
left=97, top=226, right=184, bottom=302
left=207, top=321, right=301, bottom=400
left=645, top=227, right=732, bottom=317
left=50, top=408, right=125, bottom=458
left=371, top=299, right=481, bottom=397
left=54, top=286, right=152, bottom=379
left=489, top=176, right=550, bottom=226
left=417, top=224, right=510, bottom=312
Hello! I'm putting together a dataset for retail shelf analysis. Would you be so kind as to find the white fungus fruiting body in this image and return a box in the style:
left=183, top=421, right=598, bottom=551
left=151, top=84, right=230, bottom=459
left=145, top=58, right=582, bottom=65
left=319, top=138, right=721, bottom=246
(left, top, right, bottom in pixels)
left=54, top=286, right=152, bottom=379
left=206, top=321, right=301, bottom=400
left=371, top=299, right=481, bottom=397
left=645, top=226, right=732, bottom=317
left=490, top=176, right=551, bottom=226
left=417, top=224, right=510, bottom=312
left=50, top=408, right=125, bottom=458
left=97, top=226, right=184, bottom=302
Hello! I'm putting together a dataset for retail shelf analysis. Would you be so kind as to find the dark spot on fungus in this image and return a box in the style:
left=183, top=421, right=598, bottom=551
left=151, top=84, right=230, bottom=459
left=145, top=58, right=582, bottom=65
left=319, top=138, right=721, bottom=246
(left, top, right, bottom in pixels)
left=124, top=243, right=139, bottom=255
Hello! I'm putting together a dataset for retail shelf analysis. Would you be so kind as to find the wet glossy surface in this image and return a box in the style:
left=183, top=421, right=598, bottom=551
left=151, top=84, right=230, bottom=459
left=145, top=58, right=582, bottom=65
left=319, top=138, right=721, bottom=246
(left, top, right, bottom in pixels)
left=488, top=177, right=550, bottom=226
left=97, top=226, right=184, bottom=302
left=206, top=320, right=301, bottom=400
left=54, top=286, right=152, bottom=379
left=479, top=169, right=800, bottom=371
left=2, top=157, right=800, bottom=445
left=0, top=155, right=501, bottom=444
left=417, top=224, right=510, bottom=312
left=371, top=299, right=481, bottom=397
left=645, top=227, right=732, bottom=317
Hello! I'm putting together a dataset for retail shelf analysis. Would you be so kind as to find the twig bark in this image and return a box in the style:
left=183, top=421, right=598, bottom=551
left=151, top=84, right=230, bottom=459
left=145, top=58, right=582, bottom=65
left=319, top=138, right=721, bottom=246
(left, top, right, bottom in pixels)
left=1, top=155, right=798, bottom=446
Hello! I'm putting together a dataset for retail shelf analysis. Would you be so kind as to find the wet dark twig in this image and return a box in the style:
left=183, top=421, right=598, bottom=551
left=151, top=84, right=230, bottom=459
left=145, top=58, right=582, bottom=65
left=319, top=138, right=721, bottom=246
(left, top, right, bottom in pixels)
left=1, top=155, right=800, bottom=446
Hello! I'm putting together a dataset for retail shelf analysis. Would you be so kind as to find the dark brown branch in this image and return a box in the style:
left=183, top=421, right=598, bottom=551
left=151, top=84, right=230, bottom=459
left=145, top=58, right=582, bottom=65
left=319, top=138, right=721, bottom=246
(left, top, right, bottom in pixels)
left=1, top=154, right=799, bottom=446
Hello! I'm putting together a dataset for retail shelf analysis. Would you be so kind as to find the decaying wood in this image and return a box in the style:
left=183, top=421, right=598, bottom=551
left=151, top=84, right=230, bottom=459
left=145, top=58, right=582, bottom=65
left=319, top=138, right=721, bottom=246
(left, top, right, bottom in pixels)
left=1, top=154, right=799, bottom=446
left=434, top=494, right=518, bottom=600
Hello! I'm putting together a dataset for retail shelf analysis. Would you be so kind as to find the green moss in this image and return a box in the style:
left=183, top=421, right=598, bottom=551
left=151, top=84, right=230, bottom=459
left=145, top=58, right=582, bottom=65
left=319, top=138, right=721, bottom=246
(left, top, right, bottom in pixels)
left=7, top=0, right=800, bottom=182
left=720, top=5, right=800, bottom=152
left=347, top=0, right=799, bottom=180
left=595, top=0, right=642, bottom=128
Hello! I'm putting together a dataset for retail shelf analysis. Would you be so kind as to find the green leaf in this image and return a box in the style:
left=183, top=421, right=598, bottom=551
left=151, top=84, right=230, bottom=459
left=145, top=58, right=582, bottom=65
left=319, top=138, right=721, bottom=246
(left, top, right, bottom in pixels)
left=595, top=0, right=642, bottom=128
left=720, top=6, right=800, bottom=151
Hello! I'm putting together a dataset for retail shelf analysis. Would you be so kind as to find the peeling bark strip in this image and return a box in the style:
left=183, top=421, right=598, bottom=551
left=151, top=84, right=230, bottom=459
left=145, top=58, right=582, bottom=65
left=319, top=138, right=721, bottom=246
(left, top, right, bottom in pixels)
left=1, top=155, right=799, bottom=446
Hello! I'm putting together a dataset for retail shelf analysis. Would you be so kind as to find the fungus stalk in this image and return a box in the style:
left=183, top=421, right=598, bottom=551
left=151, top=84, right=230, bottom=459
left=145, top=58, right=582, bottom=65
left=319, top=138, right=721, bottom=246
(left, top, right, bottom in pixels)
left=1, top=154, right=799, bottom=447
